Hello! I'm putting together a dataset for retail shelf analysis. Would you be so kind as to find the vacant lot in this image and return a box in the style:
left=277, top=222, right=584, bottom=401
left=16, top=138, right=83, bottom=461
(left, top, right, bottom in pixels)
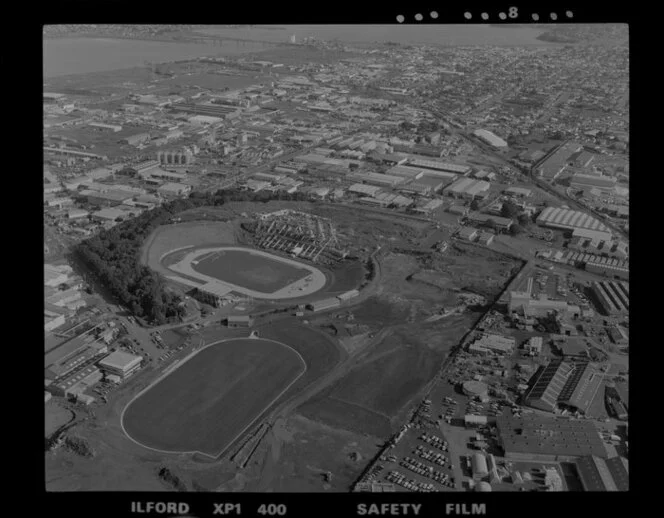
left=298, top=396, right=392, bottom=439
left=321, top=260, right=366, bottom=296
left=303, top=315, right=471, bottom=437
left=122, top=338, right=305, bottom=458
left=192, top=249, right=311, bottom=292
left=141, top=221, right=237, bottom=275
left=45, top=403, right=74, bottom=438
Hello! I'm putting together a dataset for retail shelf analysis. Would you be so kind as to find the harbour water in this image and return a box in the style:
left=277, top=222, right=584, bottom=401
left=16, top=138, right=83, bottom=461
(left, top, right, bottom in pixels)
left=44, top=25, right=554, bottom=78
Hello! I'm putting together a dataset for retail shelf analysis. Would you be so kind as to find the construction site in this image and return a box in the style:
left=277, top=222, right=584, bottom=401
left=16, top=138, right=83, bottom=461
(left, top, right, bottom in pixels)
left=244, top=209, right=350, bottom=267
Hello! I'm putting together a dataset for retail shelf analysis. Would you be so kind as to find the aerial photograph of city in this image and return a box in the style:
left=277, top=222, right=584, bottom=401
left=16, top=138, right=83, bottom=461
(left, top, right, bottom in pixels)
left=44, top=23, right=629, bottom=495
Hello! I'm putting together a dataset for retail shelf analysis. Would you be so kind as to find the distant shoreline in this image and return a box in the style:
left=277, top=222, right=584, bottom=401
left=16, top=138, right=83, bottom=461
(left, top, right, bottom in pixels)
left=44, top=33, right=199, bottom=44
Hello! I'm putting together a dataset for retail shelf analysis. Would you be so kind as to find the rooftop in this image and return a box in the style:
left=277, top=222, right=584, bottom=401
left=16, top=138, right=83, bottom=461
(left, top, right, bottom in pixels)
left=98, top=350, right=143, bottom=371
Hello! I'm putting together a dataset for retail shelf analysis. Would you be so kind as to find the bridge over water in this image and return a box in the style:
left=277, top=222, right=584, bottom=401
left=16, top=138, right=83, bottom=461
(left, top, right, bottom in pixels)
left=187, top=35, right=302, bottom=48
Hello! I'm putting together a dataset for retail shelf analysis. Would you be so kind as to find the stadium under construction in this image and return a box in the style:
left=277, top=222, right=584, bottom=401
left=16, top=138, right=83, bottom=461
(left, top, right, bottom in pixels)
left=247, top=210, right=349, bottom=266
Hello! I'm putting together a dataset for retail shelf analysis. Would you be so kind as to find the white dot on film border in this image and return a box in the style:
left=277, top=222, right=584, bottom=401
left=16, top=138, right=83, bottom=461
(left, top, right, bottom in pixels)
left=430, top=11, right=439, bottom=19
left=415, top=13, right=423, bottom=21
left=396, top=15, right=405, bottom=23
left=532, top=13, right=540, bottom=21
left=464, top=12, right=472, bottom=19
left=550, top=13, right=558, bottom=20
left=499, top=12, right=507, bottom=20
left=481, top=12, right=489, bottom=20
left=566, top=10, right=574, bottom=18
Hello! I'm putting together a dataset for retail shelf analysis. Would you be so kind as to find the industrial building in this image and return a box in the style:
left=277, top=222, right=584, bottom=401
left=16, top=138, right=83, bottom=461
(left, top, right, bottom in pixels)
left=386, top=165, right=426, bottom=180
left=473, top=129, right=508, bottom=148
left=496, top=412, right=607, bottom=462
left=457, top=227, right=479, bottom=242
left=348, top=183, right=383, bottom=197
left=405, top=158, right=471, bottom=175
left=443, top=178, right=490, bottom=199
left=464, top=414, right=488, bottom=428
left=308, top=298, right=341, bottom=312
left=45, top=334, right=108, bottom=379
left=590, top=280, right=629, bottom=314
left=575, top=456, right=629, bottom=491
left=347, top=171, right=405, bottom=187
left=48, top=364, right=104, bottom=398
left=227, top=315, right=254, bottom=328
left=413, top=198, right=444, bottom=214
left=157, top=182, right=192, bottom=197
left=97, top=351, right=143, bottom=379
left=44, top=264, right=72, bottom=288
left=477, top=232, right=495, bottom=246
left=534, top=141, right=583, bottom=180
left=471, top=453, right=489, bottom=480
left=169, top=102, right=241, bottom=119
left=523, top=359, right=602, bottom=415
left=194, top=281, right=234, bottom=307
left=45, top=309, right=66, bottom=332
left=82, top=190, right=134, bottom=207
left=447, top=204, right=469, bottom=216
left=536, top=207, right=610, bottom=233
left=120, top=132, right=151, bottom=146
left=466, top=213, right=514, bottom=233
left=509, top=291, right=580, bottom=318
left=585, top=259, right=629, bottom=280
left=571, top=227, right=613, bottom=245
left=570, top=173, right=617, bottom=194
left=399, top=175, right=447, bottom=196
left=462, top=380, right=489, bottom=399
left=468, top=333, right=516, bottom=355
left=91, top=207, right=131, bottom=223
left=504, top=187, right=532, bottom=198
left=554, top=337, right=588, bottom=358
left=524, top=336, right=543, bottom=355
left=365, top=192, right=414, bottom=208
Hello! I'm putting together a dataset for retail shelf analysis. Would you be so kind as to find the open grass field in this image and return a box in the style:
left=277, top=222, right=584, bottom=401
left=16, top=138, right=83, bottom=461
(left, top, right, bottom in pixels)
left=122, top=338, right=305, bottom=458
left=141, top=220, right=237, bottom=276
left=192, top=249, right=311, bottom=293
left=305, top=316, right=471, bottom=435
left=321, top=260, right=366, bottom=295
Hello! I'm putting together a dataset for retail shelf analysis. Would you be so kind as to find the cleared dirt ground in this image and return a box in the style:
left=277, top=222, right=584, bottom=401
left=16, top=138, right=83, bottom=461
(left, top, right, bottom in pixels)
left=45, top=403, right=74, bottom=438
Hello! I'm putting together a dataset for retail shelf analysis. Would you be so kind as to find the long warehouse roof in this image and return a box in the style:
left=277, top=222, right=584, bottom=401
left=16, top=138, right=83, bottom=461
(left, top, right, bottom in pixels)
left=537, top=207, right=609, bottom=232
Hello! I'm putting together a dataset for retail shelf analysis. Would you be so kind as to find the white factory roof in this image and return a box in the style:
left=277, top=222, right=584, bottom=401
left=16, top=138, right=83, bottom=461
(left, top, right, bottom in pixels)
left=98, top=351, right=142, bottom=371
left=474, top=129, right=508, bottom=147
left=348, top=183, right=383, bottom=196
left=537, top=207, right=609, bottom=232
left=445, top=177, right=490, bottom=195
left=386, top=165, right=426, bottom=179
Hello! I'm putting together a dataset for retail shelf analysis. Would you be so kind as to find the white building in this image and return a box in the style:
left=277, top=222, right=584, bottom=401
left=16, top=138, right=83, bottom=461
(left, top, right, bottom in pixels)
left=98, top=351, right=143, bottom=379
left=474, top=129, right=508, bottom=148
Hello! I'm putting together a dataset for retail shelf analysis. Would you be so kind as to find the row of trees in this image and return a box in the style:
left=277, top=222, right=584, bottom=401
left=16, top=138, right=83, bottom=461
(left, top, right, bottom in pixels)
left=75, top=188, right=317, bottom=325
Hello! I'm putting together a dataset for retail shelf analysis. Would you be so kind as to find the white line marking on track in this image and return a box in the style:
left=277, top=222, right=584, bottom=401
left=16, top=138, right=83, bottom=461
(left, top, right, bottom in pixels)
left=120, top=337, right=307, bottom=459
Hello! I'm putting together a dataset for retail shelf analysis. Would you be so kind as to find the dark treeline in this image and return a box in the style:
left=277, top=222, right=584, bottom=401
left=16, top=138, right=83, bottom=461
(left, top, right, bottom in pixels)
left=74, top=188, right=316, bottom=325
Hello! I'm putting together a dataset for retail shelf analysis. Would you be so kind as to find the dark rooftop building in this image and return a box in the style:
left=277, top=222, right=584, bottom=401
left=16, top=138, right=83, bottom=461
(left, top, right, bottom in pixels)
left=523, top=359, right=602, bottom=415
left=576, top=455, right=629, bottom=491
left=497, top=412, right=607, bottom=462
left=535, top=141, right=583, bottom=180
left=555, top=337, right=589, bottom=358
